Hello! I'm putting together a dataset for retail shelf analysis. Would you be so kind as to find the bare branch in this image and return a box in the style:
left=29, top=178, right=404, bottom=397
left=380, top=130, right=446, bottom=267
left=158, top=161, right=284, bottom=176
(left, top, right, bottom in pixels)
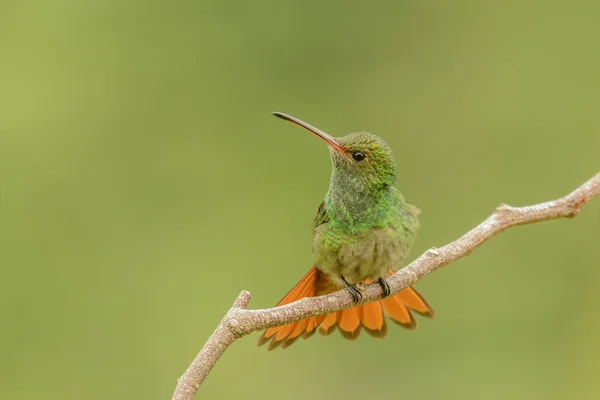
left=172, top=172, right=600, bottom=400
left=172, top=291, right=251, bottom=400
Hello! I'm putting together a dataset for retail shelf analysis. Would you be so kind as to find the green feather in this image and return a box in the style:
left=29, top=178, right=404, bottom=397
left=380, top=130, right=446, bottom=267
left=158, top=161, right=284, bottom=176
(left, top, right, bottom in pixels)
left=312, top=132, right=420, bottom=285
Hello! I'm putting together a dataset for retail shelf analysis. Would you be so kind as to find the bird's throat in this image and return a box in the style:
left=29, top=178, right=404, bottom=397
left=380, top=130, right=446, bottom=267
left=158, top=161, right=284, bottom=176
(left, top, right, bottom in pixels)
left=325, top=172, right=393, bottom=232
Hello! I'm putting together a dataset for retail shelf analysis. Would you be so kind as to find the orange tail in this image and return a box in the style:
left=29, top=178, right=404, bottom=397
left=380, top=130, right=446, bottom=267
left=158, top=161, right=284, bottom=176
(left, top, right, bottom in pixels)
left=257, top=268, right=434, bottom=350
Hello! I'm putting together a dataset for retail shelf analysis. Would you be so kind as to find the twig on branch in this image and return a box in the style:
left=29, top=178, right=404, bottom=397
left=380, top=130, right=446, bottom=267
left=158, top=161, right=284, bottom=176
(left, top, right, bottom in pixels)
left=172, top=172, right=600, bottom=400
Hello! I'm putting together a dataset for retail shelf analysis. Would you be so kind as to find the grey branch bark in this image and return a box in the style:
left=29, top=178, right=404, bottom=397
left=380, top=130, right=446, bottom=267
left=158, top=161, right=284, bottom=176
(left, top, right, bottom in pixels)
left=172, top=172, right=600, bottom=400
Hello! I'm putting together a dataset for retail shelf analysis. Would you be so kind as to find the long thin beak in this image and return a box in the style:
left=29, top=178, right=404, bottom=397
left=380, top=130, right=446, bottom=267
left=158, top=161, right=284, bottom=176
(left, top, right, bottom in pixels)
left=272, top=112, right=345, bottom=152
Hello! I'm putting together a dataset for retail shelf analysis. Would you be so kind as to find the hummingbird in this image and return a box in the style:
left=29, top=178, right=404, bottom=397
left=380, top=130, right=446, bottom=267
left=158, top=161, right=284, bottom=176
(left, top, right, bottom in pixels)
left=258, top=112, right=434, bottom=350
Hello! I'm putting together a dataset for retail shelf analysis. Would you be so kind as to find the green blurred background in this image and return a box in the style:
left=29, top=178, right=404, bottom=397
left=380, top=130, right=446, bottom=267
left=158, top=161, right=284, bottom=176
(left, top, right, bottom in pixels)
left=1, top=1, right=599, bottom=399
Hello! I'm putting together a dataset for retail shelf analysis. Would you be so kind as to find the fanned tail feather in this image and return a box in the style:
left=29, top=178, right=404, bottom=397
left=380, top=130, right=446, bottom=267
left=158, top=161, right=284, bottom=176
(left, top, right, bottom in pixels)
left=258, top=268, right=434, bottom=350
left=337, top=307, right=361, bottom=340
left=257, top=267, right=326, bottom=350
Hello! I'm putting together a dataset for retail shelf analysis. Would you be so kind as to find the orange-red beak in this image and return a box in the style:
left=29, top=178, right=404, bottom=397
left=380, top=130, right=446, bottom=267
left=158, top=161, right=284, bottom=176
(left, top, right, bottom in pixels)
left=272, top=112, right=345, bottom=152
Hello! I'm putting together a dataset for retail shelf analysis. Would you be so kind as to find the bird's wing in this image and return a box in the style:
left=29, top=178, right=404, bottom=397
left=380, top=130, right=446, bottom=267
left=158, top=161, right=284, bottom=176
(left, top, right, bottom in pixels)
left=312, top=200, right=330, bottom=230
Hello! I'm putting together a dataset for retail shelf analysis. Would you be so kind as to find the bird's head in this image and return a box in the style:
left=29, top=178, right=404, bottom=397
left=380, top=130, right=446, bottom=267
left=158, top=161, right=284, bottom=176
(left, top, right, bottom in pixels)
left=273, top=112, right=395, bottom=190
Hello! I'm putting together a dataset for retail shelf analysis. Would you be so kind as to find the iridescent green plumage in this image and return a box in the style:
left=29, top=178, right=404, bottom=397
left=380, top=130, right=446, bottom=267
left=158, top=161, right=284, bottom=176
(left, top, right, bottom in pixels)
left=272, top=113, right=420, bottom=295
left=312, top=132, right=420, bottom=287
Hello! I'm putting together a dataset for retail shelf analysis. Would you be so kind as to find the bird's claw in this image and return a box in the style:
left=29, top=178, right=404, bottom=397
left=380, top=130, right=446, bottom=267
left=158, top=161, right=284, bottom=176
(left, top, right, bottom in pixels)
left=341, top=276, right=363, bottom=304
left=347, top=286, right=363, bottom=303
left=378, top=277, right=391, bottom=298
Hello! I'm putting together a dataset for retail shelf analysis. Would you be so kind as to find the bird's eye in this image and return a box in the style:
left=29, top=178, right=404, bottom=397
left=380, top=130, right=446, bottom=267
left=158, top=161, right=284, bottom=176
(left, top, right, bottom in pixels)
left=352, top=151, right=366, bottom=162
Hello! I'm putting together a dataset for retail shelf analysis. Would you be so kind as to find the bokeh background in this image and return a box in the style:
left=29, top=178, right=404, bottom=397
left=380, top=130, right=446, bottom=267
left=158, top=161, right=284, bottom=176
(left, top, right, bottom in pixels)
left=1, top=1, right=599, bottom=399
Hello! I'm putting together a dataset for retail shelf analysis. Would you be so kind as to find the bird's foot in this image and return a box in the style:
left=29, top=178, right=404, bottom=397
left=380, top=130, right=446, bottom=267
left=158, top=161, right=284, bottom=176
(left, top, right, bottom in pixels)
left=378, top=277, right=391, bottom=298
left=341, top=276, right=363, bottom=304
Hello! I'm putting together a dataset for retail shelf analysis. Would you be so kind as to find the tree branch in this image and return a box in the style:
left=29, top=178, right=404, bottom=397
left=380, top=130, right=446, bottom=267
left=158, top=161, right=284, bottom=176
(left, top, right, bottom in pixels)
left=172, top=172, right=600, bottom=400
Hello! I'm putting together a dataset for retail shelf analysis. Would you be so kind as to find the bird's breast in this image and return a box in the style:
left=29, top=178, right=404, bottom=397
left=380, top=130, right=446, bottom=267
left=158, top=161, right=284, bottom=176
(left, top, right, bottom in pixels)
left=312, top=224, right=411, bottom=286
